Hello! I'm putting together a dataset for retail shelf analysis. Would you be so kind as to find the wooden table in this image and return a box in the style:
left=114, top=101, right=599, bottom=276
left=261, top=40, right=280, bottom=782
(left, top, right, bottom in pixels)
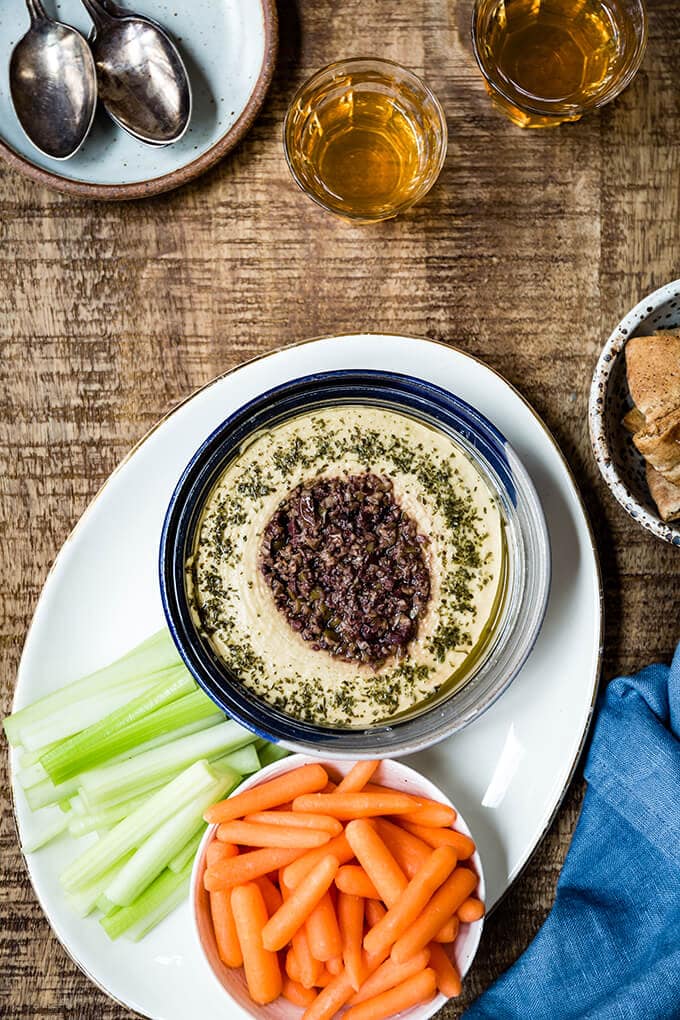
left=2, top=1, right=680, bottom=1015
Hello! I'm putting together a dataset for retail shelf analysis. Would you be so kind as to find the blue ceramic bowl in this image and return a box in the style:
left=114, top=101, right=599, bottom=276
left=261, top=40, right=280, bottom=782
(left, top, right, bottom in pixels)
left=160, top=370, right=550, bottom=757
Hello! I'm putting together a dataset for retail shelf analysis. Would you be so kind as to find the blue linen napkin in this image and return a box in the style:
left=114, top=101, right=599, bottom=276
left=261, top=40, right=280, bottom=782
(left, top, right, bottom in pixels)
left=464, top=644, right=680, bottom=1020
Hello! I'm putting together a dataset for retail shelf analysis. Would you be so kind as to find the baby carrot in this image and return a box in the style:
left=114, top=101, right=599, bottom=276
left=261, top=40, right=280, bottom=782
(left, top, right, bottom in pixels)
left=374, top=818, right=431, bottom=879
left=282, top=976, right=317, bottom=1007
left=343, top=967, right=437, bottom=1020
left=302, top=971, right=354, bottom=1020
left=326, top=955, right=343, bottom=975
left=338, top=891, right=364, bottom=991
left=433, top=916, right=459, bottom=943
left=399, top=802, right=458, bottom=828
left=209, top=889, right=242, bottom=968
left=322, top=780, right=338, bottom=794
left=216, top=820, right=331, bottom=849
left=206, top=839, right=238, bottom=865
left=365, top=899, right=387, bottom=928
left=336, top=761, right=380, bottom=793
left=286, top=947, right=303, bottom=983
left=280, top=870, right=323, bottom=989
left=347, top=948, right=430, bottom=1005
left=391, top=868, right=478, bottom=964
left=203, top=845, right=304, bottom=890
left=262, top=855, right=339, bottom=952
left=256, top=874, right=283, bottom=916
left=204, top=763, right=328, bottom=824
left=336, top=865, right=380, bottom=900
left=283, top=832, right=354, bottom=888
left=293, top=792, right=422, bottom=819
left=457, top=896, right=485, bottom=923
left=306, top=891, right=343, bottom=962
left=345, top=819, right=408, bottom=906
left=245, top=811, right=343, bottom=836
left=428, top=942, right=462, bottom=997
left=364, top=783, right=454, bottom=824
left=363, top=845, right=458, bottom=957
left=314, top=966, right=335, bottom=987
left=399, top=820, right=475, bottom=859
left=231, top=883, right=282, bottom=1004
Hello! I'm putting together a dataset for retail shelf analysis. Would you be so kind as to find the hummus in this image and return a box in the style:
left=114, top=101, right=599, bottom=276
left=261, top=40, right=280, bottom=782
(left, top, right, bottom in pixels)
left=187, top=405, right=506, bottom=728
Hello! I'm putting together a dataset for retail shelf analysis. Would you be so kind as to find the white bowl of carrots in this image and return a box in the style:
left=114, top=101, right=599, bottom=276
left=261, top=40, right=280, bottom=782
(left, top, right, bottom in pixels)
left=192, top=755, right=485, bottom=1020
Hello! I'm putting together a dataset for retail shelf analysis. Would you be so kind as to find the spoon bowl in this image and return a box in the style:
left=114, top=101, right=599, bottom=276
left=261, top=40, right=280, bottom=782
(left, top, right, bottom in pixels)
left=82, top=0, right=192, bottom=146
left=9, top=0, right=97, bottom=160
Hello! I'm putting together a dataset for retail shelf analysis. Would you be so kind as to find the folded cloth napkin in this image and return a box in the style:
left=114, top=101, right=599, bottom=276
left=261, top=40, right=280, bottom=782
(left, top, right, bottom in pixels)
left=464, top=644, right=680, bottom=1020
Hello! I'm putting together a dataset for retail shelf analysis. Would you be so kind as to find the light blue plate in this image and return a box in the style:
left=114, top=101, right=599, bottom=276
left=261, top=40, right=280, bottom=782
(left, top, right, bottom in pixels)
left=0, top=0, right=276, bottom=197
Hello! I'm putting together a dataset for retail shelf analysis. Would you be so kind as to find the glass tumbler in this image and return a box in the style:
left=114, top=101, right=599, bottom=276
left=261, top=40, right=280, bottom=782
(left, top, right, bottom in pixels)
left=284, top=58, right=447, bottom=223
left=472, top=0, right=647, bottom=128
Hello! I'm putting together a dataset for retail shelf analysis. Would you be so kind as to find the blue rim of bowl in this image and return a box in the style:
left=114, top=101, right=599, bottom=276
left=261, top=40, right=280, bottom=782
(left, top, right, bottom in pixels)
left=160, top=369, right=550, bottom=755
left=588, top=278, right=680, bottom=546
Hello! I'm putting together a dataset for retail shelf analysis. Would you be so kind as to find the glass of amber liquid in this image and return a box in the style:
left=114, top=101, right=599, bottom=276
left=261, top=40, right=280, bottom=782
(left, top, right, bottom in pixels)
left=284, top=58, right=447, bottom=222
left=472, top=0, right=647, bottom=128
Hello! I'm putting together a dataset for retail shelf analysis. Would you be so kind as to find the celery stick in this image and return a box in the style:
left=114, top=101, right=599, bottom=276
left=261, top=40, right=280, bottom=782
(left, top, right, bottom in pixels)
left=105, top=771, right=237, bottom=907
left=96, top=895, right=118, bottom=917
left=167, top=824, right=206, bottom=874
left=20, top=742, right=60, bottom=768
left=101, top=863, right=191, bottom=941
left=60, top=760, right=223, bottom=892
left=69, top=794, right=87, bottom=816
left=25, top=776, right=80, bottom=811
left=17, top=762, right=48, bottom=788
left=19, top=676, right=163, bottom=753
left=78, top=720, right=254, bottom=808
left=214, top=743, right=260, bottom=776
left=68, top=792, right=154, bottom=838
left=65, top=854, right=135, bottom=917
left=4, top=629, right=180, bottom=746
left=125, top=867, right=190, bottom=941
left=77, top=774, right=175, bottom=812
left=21, top=807, right=71, bottom=852
left=259, top=742, right=290, bottom=767
left=40, top=669, right=198, bottom=784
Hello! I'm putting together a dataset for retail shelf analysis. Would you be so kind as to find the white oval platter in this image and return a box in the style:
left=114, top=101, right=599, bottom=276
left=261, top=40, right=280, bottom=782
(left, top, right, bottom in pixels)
left=10, top=333, right=602, bottom=1018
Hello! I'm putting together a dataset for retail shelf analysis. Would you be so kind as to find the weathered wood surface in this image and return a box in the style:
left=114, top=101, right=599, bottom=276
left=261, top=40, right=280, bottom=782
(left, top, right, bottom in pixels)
left=2, top=0, right=680, bottom=1016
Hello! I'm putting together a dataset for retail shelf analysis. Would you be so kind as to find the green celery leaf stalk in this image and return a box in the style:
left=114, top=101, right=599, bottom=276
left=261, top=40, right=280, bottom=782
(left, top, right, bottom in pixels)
left=126, top=866, right=191, bottom=941
left=25, top=776, right=80, bottom=811
left=104, top=770, right=237, bottom=907
left=60, top=759, right=223, bottom=892
left=167, top=824, right=206, bottom=874
left=77, top=720, right=254, bottom=808
left=21, top=806, right=71, bottom=853
left=5, top=629, right=180, bottom=747
left=16, top=762, right=48, bottom=789
left=259, top=743, right=291, bottom=767
left=67, top=791, right=155, bottom=838
left=39, top=670, right=201, bottom=784
left=64, top=853, right=135, bottom=917
left=213, top=743, right=260, bottom=776
left=101, top=863, right=191, bottom=941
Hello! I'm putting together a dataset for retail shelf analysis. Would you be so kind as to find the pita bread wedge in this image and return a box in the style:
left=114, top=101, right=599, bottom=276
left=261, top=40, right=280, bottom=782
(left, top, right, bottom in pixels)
left=633, top=407, right=680, bottom=483
left=625, top=333, right=680, bottom=422
left=622, top=406, right=646, bottom=434
left=646, top=463, right=680, bottom=522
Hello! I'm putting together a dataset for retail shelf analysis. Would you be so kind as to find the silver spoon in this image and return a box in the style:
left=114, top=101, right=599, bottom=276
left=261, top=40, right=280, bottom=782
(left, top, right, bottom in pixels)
left=9, top=0, right=97, bottom=160
left=81, top=0, right=192, bottom=146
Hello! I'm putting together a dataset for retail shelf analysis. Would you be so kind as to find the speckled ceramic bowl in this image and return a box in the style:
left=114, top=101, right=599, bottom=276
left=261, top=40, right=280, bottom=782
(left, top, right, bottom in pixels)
left=589, top=279, right=680, bottom=545
left=192, top=754, right=485, bottom=1020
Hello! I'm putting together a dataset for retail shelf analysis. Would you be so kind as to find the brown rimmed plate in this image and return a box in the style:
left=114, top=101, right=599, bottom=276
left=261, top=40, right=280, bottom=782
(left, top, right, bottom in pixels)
left=0, top=0, right=277, bottom=200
